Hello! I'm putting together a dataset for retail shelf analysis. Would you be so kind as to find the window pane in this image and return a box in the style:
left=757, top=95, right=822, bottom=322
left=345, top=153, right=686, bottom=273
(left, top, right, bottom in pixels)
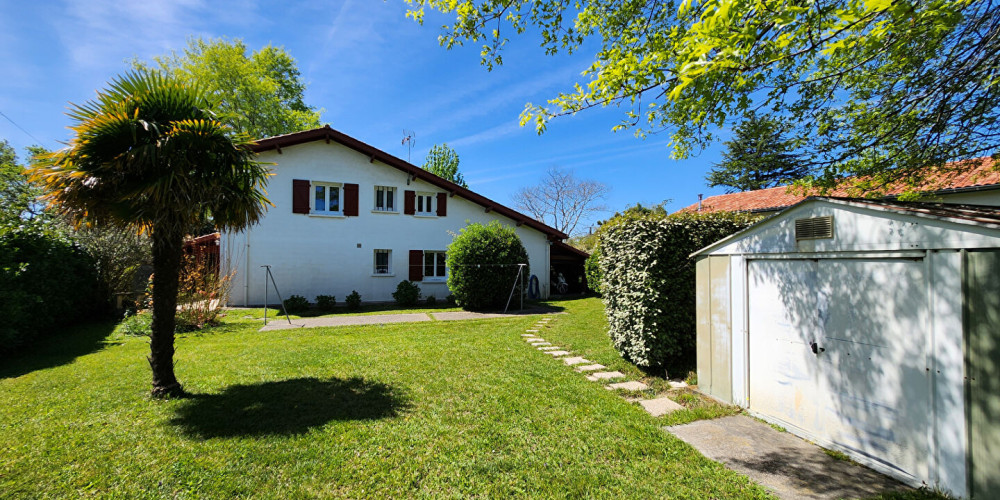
left=330, top=187, right=340, bottom=211
left=375, top=250, right=389, bottom=274
left=376, top=188, right=383, bottom=209
left=424, top=253, right=434, bottom=277
left=417, top=196, right=423, bottom=213
left=315, top=185, right=325, bottom=212
left=386, top=189, right=394, bottom=211
left=436, top=252, right=446, bottom=276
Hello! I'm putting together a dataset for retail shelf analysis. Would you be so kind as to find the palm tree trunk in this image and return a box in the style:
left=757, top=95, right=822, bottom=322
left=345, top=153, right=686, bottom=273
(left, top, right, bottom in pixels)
left=149, top=224, right=185, bottom=398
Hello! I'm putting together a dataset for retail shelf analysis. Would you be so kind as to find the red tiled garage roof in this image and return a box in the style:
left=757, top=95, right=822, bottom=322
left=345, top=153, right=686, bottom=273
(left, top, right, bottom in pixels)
left=682, top=157, right=999, bottom=213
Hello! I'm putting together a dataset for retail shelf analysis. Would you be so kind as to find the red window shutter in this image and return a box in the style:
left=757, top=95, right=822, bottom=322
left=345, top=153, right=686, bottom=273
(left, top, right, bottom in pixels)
left=343, top=183, right=359, bottom=216
left=292, top=179, right=310, bottom=214
left=404, top=190, right=416, bottom=215
left=408, top=250, right=423, bottom=281
left=436, top=193, right=447, bottom=217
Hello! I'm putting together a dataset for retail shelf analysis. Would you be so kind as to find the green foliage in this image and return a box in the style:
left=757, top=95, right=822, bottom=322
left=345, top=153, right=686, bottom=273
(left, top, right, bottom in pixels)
left=422, top=143, right=467, bottom=188
left=283, top=295, right=310, bottom=314
left=0, top=221, right=101, bottom=355
left=567, top=232, right=598, bottom=254
left=115, top=311, right=152, bottom=337
left=707, top=115, right=808, bottom=193
left=407, top=0, right=998, bottom=195
left=445, top=294, right=456, bottom=305
left=315, top=295, right=336, bottom=312
left=600, top=211, right=757, bottom=370
left=392, top=281, right=422, bottom=306
left=0, top=140, right=45, bottom=224
left=135, top=37, right=321, bottom=139
left=73, top=226, right=151, bottom=307
left=584, top=244, right=602, bottom=294
left=447, top=221, right=529, bottom=311
left=425, top=295, right=437, bottom=306
left=345, top=290, right=362, bottom=310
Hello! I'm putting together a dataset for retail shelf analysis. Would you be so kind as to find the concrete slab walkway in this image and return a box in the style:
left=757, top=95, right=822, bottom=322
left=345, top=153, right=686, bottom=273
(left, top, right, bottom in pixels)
left=665, top=416, right=908, bottom=500
left=259, top=309, right=559, bottom=331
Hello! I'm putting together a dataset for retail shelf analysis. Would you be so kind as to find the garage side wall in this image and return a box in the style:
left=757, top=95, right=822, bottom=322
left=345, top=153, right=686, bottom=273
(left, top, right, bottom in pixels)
left=696, top=255, right=733, bottom=402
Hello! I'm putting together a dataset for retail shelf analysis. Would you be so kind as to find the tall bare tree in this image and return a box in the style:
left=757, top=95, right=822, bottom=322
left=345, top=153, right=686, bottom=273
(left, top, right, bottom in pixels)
left=513, top=167, right=609, bottom=236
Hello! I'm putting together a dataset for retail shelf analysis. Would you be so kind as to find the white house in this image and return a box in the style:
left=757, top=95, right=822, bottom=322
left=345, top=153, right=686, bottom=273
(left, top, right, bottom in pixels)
left=220, top=126, right=570, bottom=306
left=692, top=197, right=1000, bottom=498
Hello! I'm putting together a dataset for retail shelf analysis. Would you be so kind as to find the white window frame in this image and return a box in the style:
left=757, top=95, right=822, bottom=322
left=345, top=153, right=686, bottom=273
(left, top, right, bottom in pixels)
left=373, top=249, right=393, bottom=276
left=423, top=250, right=447, bottom=281
left=374, top=185, right=397, bottom=213
left=415, top=192, right=436, bottom=216
left=312, top=181, right=343, bottom=215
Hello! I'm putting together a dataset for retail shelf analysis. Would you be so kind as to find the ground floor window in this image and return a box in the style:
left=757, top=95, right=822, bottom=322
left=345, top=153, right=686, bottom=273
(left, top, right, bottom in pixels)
left=424, top=251, right=446, bottom=279
left=374, top=249, right=392, bottom=275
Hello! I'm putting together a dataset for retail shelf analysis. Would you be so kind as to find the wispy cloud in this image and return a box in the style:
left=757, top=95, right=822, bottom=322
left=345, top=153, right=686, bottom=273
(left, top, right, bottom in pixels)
left=448, top=121, right=526, bottom=149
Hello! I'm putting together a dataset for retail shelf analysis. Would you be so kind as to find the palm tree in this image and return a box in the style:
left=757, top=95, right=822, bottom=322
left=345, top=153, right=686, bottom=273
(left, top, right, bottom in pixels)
left=30, top=71, right=271, bottom=398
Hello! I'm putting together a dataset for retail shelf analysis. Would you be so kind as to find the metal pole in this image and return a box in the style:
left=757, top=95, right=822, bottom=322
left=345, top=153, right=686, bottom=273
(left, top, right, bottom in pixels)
left=261, top=265, right=269, bottom=326
left=520, top=264, right=524, bottom=310
left=504, top=263, right=526, bottom=314
left=266, top=267, right=293, bottom=325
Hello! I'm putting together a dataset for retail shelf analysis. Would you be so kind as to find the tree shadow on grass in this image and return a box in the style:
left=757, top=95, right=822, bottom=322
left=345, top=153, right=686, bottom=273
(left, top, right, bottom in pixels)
left=169, top=377, right=408, bottom=439
left=0, top=321, right=119, bottom=380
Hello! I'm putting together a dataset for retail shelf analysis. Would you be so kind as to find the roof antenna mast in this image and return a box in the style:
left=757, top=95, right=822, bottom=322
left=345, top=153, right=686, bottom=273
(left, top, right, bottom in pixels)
left=401, top=129, right=416, bottom=163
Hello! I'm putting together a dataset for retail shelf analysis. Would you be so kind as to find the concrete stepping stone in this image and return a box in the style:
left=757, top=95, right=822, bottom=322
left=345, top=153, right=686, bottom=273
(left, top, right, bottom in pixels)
left=527, top=339, right=547, bottom=344
left=544, top=350, right=571, bottom=357
left=668, top=380, right=689, bottom=389
left=526, top=337, right=544, bottom=342
left=607, top=381, right=650, bottom=392
left=575, top=364, right=606, bottom=372
left=586, top=371, right=626, bottom=381
left=562, top=357, right=590, bottom=366
left=638, top=397, right=684, bottom=417
left=526, top=329, right=540, bottom=333
left=531, top=342, right=552, bottom=346
left=538, top=346, right=561, bottom=351
left=521, top=333, right=538, bottom=337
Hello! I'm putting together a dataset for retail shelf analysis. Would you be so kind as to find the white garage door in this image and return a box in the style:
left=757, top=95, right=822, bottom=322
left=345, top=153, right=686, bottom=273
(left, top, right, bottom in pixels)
left=748, top=258, right=931, bottom=481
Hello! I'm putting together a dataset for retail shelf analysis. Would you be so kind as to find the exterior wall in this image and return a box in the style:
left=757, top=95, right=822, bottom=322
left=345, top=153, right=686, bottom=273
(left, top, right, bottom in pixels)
left=695, top=203, right=1000, bottom=498
left=933, top=190, right=1000, bottom=206
left=222, top=141, right=550, bottom=305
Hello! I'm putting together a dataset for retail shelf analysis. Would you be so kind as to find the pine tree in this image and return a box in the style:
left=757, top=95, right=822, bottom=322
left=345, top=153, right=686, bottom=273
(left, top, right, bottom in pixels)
left=706, top=116, right=807, bottom=193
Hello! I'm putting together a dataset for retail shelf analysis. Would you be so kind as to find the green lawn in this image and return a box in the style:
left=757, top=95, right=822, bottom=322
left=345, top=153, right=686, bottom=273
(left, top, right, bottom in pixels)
left=1, top=298, right=773, bottom=498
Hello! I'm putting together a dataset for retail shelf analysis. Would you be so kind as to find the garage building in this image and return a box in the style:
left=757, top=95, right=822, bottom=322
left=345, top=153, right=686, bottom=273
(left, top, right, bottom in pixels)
left=692, top=197, right=1000, bottom=498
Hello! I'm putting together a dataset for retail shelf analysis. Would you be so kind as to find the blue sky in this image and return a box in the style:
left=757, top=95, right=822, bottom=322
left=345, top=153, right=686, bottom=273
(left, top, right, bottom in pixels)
left=0, top=0, right=731, bottom=234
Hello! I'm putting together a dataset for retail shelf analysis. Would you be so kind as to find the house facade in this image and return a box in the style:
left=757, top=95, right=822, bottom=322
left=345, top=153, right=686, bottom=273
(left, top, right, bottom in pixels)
left=692, top=197, right=1000, bottom=498
left=221, top=126, right=567, bottom=306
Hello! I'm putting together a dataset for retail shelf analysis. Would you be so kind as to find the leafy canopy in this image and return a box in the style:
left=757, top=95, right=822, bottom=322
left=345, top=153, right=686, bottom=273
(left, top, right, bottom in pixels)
left=707, top=115, right=807, bottom=192
left=422, top=143, right=467, bottom=187
left=0, top=140, right=48, bottom=224
left=135, top=37, right=322, bottom=140
left=406, top=0, right=999, bottom=193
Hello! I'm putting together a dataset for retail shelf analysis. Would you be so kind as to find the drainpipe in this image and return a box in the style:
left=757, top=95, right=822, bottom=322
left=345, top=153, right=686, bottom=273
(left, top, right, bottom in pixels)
left=698, top=194, right=703, bottom=211
left=244, top=231, right=250, bottom=307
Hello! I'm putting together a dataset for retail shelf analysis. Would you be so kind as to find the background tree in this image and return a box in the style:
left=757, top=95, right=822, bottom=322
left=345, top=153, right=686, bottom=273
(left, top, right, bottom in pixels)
left=706, top=115, right=807, bottom=193
left=406, top=1, right=1000, bottom=195
left=30, top=71, right=271, bottom=398
left=422, top=143, right=467, bottom=188
left=0, top=141, right=46, bottom=223
left=135, top=37, right=322, bottom=139
left=513, top=167, right=609, bottom=236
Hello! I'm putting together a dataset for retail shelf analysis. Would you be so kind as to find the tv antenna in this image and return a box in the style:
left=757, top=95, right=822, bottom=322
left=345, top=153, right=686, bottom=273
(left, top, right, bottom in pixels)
left=401, top=129, right=416, bottom=163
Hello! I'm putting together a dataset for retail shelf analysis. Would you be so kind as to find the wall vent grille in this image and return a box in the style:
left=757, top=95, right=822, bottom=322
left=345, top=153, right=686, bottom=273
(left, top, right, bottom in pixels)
left=795, top=216, right=834, bottom=240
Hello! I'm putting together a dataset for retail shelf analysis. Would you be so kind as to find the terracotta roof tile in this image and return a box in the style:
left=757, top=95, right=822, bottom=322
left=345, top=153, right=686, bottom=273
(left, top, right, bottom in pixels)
left=681, top=157, right=999, bottom=213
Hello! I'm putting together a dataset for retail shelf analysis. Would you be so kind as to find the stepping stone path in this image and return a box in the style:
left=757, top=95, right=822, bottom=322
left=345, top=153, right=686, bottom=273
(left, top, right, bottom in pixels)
left=607, top=381, right=649, bottom=392
left=638, top=397, right=683, bottom=417
left=517, top=317, right=683, bottom=420
left=586, top=371, right=626, bottom=381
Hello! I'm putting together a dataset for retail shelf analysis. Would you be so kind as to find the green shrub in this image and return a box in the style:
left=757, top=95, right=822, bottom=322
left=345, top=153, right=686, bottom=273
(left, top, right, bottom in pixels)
left=600, top=210, right=757, bottom=371
left=315, top=295, right=336, bottom=311
left=392, top=280, right=421, bottom=306
left=0, top=221, right=102, bottom=355
left=115, top=311, right=152, bottom=337
left=345, top=290, right=362, bottom=310
left=425, top=295, right=437, bottom=306
left=282, top=294, right=310, bottom=314
left=445, top=294, right=456, bottom=305
left=446, top=221, right=529, bottom=311
left=584, top=244, right=602, bottom=294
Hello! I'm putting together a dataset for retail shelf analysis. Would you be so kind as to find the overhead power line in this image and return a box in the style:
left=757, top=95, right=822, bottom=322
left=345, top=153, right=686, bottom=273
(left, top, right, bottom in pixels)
left=0, top=109, right=45, bottom=145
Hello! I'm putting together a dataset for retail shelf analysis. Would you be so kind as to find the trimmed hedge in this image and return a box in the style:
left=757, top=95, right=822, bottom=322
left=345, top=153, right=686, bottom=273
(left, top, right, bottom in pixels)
left=600, top=210, right=757, bottom=371
left=392, top=280, right=421, bottom=306
left=446, top=221, right=529, bottom=311
left=584, top=244, right=602, bottom=294
left=0, top=222, right=102, bottom=355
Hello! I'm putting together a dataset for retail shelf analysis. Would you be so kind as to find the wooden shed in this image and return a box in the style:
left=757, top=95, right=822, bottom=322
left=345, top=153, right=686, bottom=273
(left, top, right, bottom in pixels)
left=692, top=197, right=1000, bottom=498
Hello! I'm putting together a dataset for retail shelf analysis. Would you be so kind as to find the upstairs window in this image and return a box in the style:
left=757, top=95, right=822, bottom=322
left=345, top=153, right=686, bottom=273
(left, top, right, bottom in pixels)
left=314, top=182, right=341, bottom=214
left=416, top=192, right=435, bottom=215
left=373, top=249, right=392, bottom=275
left=375, top=186, right=396, bottom=212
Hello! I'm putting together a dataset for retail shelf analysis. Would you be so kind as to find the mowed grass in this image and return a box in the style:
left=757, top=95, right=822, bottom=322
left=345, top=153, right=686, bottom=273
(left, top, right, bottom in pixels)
left=0, top=298, right=773, bottom=498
